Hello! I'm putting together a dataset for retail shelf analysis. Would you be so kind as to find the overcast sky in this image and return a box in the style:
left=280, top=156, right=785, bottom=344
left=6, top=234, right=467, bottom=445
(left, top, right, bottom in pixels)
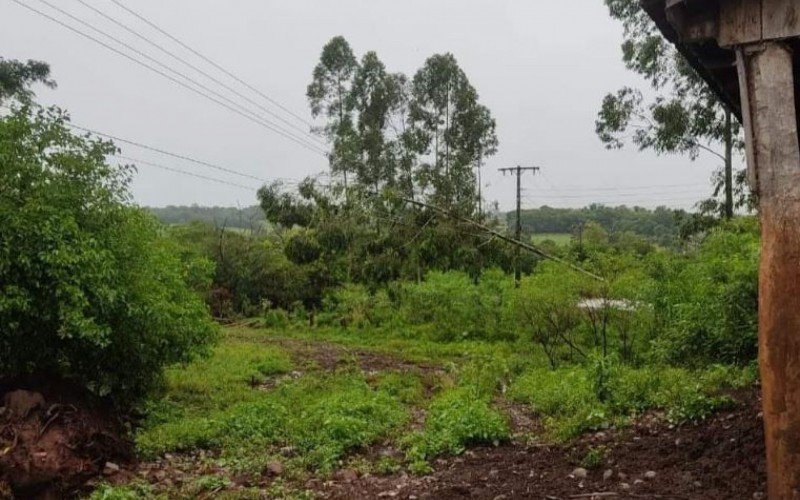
left=1, top=0, right=737, bottom=210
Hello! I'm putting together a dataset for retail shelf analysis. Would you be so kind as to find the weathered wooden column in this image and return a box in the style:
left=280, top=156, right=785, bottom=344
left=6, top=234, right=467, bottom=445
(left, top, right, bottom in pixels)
left=737, top=41, right=800, bottom=499
left=649, top=0, right=800, bottom=496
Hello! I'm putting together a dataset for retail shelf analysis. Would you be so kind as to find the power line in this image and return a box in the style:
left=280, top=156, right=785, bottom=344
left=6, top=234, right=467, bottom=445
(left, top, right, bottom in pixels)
left=33, top=0, right=326, bottom=155
left=67, top=122, right=277, bottom=183
left=114, top=155, right=257, bottom=191
left=107, top=0, right=314, bottom=129
left=524, top=182, right=710, bottom=193
left=15, top=0, right=327, bottom=156
left=72, top=0, right=325, bottom=147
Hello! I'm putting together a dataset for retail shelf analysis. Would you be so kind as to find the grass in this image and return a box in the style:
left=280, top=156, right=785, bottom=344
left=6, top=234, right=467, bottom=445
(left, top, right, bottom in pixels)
left=123, top=325, right=757, bottom=497
left=508, top=363, right=756, bottom=440
left=531, top=233, right=572, bottom=245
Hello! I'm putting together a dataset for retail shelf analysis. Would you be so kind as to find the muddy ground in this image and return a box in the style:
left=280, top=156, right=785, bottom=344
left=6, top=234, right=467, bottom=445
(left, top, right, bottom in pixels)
left=318, top=388, right=765, bottom=499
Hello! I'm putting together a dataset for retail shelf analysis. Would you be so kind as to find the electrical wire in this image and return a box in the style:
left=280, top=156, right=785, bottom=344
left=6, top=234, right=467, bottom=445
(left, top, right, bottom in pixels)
left=73, top=0, right=325, bottom=147
left=107, top=0, right=315, bottom=129
left=14, top=0, right=328, bottom=156
left=113, top=155, right=257, bottom=191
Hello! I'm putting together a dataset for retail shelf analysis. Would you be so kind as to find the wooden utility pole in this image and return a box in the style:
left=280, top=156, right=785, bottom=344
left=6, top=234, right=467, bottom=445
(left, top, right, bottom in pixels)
left=498, top=166, right=540, bottom=285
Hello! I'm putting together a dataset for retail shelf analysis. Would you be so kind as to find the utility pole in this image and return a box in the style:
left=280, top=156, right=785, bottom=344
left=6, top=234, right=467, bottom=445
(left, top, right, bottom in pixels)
left=498, top=165, right=540, bottom=286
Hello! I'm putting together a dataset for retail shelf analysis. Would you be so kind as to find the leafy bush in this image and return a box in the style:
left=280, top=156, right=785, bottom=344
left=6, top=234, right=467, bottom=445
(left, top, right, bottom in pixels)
left=0, top=106, right=217, bottom=401
left=393, top=269, right=515, bottom=341
left=509, top=363, right=748, bottom=440
left=648, top=219, right=759, bottom=365
left=319, top=284, right=394, bottom=328
left=404, top=387, right=509, bottom=472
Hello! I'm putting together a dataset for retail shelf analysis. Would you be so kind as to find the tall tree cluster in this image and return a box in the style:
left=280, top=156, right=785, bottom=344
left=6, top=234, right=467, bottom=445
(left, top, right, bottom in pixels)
left=307, top=36, right=497, bottom=215
left=257, top=37, right=511, bottom=289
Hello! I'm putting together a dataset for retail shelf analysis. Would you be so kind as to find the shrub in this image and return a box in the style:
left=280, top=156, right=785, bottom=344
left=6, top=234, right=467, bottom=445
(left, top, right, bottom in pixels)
left=0, top=106, right=217, bottom=402
left=394, top=270, right=515, bottom=341
left=404, top=387, right=509, bottom=472
left=648, top=219, right=759, bottom=365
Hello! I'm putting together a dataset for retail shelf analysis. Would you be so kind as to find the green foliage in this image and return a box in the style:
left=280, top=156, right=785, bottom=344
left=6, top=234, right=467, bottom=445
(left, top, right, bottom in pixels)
left=581, top=446, right=608, bottom=470
left=597, top=0, right=749, bottom=218
left=509, top=363, right=747, bottom=440
left=0, top=57, right=55, bottom=104
left=394, top=269, right=515, bottom=341
left=649, top=219, right=759, bottom=365
left=0, top=106, right=216, bottom=401
left=516, top=204, right=684, bottom=247
left=89, top=482, right=153, bottom=500
left=137, top=333, right=408, bottom=473
left=166, top=222, right=316, bottom=315
left=404, top=387, right=509, bottom=473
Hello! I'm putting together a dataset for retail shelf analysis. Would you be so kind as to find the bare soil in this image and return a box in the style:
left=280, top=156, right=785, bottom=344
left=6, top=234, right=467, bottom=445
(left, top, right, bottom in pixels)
left=0, top=379, right=132, bottom=499
left=317, top=388, right=766, bottom=500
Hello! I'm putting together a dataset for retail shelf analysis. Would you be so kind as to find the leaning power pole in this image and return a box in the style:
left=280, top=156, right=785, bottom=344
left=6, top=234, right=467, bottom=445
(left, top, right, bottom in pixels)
left=498, top=165, right=540, bottom=285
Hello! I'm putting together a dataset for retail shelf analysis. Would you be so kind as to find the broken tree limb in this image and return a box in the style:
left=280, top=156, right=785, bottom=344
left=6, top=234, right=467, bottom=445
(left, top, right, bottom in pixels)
left=393, top=194, right=605, bottom=282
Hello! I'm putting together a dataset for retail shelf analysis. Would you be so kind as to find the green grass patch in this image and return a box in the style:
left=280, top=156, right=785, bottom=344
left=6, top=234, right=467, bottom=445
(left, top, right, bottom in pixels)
left=531, top=233, right=572, bottom=245
left=509, top=363, right=754, bottom=440
left=403, top=387, right=510, bottom=474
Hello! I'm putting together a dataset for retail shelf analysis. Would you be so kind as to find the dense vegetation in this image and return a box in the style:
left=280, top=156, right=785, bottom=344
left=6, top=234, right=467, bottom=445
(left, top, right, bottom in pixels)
left=0, top=36, right=763, bottom=497
left=0, top=67, right=217, bottom=402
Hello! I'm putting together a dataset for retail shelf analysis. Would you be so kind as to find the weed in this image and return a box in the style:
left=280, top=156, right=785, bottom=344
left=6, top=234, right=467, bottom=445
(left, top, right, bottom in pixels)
left=403, top=387, right=509, bottom=472
left=581, top=446, right=608, bottom=469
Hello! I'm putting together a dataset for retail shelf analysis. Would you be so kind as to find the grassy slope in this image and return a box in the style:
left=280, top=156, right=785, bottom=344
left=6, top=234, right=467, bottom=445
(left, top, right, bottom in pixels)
left=531, top=233, right=572, bottom=245
left=97, top=326, right=756, bottom=498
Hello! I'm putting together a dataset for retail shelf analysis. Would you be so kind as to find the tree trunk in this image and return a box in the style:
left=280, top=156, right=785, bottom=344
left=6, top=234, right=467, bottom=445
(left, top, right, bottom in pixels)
left=724, top=109, right=734, bottom=219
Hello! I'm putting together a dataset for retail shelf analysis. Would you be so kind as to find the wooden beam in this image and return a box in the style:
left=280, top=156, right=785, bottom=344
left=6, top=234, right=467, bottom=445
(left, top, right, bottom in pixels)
left=763, top=0, right=800, bottom=40
left=719, top=0, right=762, bottom=47
left=737, top=41, right=800, bottom=499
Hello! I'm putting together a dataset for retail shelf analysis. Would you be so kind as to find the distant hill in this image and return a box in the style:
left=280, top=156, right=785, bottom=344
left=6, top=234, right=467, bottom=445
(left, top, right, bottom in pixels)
left=147, top=205, right=266, bottom=230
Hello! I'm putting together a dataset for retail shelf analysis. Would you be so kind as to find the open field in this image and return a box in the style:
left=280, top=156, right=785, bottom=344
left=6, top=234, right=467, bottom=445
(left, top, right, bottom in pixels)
left=89, top=324, right=764, bottom=499
left=531, top=233, right=572, bottom=245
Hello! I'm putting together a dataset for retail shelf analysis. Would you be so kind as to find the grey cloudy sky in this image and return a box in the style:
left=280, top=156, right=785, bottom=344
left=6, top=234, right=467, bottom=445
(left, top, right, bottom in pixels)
left=2, top=0, right=736, bottom=210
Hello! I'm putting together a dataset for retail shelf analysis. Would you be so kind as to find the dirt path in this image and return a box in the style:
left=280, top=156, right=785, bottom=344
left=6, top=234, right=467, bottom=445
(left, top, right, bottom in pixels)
left=316, top=389, right=766, bottom=499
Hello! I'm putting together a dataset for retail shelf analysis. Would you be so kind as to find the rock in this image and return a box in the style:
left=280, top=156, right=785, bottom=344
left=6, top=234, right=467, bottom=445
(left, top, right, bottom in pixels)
left=644, top=471, right=657, bottom=480
left=266, top=461, right=284, bottom=476
left=103, top=462, right=120, bottom=475
left=693, top=481, right=702, bottom=488
left=603, top=469, right=614, bottom=481
left=3, top=390, right=45, bottom=419
left=620, top=483, right=631, bottom=491
left=572, top=467, right=588, bottom=479
left=753, top=493, right=765, bottom=499
left=493, top=495, right=508, bottom=500
left=634, top=479, right=644, bottom=485
left=378, top=491, right=398, bottom=498
left=618, top=472, right=628, bottom=480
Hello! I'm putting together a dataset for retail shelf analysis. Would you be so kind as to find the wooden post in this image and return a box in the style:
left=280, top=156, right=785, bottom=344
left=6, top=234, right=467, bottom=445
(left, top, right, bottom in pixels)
left=737, top=41, right=800, bottom=499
